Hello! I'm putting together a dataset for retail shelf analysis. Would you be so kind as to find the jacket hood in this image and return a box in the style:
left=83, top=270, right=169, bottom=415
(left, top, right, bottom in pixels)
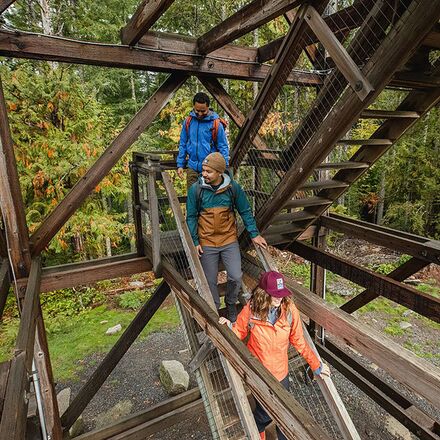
left=199, top=173, right=231, bottom=191
left=189, top=109, right=219, bottom=122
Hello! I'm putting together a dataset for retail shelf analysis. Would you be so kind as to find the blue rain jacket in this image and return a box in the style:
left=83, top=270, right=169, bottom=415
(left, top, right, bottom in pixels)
left=177, top=110, right=229, bottom=172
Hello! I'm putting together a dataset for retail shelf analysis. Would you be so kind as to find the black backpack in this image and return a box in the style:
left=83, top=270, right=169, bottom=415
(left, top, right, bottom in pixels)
left=194, top=175, right=237, bottom=215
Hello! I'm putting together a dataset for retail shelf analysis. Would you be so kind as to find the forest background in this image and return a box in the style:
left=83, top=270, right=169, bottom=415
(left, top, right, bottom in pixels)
left=0, top=0, right=438, bottom=379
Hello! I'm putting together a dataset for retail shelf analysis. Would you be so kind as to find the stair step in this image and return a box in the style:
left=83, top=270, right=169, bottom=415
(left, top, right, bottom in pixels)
left=337, top=138, right=393, bottom=146
left=222, top=415, right=241, bottom=430
left=266, top=223, right=303, bottom=235
left=360, top=109, right=420, bottom=119
left=285, top=197, right=333, bottom=209
left=316, top=161, right=369, bottom=170
left=299, top=180, right=349, bottom=191
left=273, top=211, right=317, bottom=223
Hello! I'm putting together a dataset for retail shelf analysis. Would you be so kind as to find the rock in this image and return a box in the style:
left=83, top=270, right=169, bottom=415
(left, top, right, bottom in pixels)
left=106, top=324, right=122, bottom=335
left=404, top=278, right=422, bottom=286
left=399, top=322, right=412, bottom=330
left=129, top=281, right=145, bottom=288
left=100, top=320, right=109, bottom=324
left=94, top=400, right=133, bottom=430
left=402, top=310, right=413, bottom=317
left=57, top=388, right=71, bottom=415
left=56, top=388, right=84, bottom=438
left=159, top=360, right=189, bottom=395
left=69, top=417, right=85, bottom=438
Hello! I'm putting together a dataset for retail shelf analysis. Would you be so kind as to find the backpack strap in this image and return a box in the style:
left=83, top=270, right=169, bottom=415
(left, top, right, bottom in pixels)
left=195, top=181, right=203, bottom=215
left=211, top=117, right=228, bottom=148
left=185, top=115, right=192, bottom=136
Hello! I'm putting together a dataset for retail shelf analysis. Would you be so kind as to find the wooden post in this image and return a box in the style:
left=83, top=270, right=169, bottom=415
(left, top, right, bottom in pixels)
left=61, top=281, right=170, bottom=431
left=0, top=257, right=41, bottom=439
left=34, top=309, right=63, bottom=440
left=0, top=75, right=31, bottom=277
left=130, top=161, right=145, bottom=257
left=0, top=259, right=10, bottom=321
left=309, top=226, right=326, bottom=342
left=161, top=171, right=260, bottom=439
left=147, top=157, right=162, bottom=275
left=304, top=5, right=373, bottom=100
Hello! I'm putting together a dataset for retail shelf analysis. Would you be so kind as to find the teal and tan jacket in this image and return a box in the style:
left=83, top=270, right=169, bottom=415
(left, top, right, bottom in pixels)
left=186, top=174, right=259, bottom=247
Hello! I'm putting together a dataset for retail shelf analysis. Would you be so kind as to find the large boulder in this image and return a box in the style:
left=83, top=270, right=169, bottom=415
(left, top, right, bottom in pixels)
left=159, top=360, right=189, bottom=395
left=94, top=400, right=133, bottom=430
left=56, top=387, right=85, bottom=438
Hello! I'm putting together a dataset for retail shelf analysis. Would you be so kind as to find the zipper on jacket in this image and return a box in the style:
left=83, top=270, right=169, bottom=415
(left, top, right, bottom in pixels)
left=196, top=120, right=199, bottom=170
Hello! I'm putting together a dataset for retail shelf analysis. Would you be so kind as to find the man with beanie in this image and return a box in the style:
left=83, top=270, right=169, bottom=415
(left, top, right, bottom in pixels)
left=177, top=92, right=229, bottom=189
left=186, top=152, right=267, bottom=322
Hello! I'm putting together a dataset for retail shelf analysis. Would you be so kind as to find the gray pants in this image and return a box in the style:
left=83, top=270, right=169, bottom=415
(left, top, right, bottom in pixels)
left=200, top=241, right=242, bottom=317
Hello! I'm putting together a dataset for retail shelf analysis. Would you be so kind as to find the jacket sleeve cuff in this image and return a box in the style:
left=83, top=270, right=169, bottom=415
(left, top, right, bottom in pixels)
left=313, top=362, right=323, bottom=376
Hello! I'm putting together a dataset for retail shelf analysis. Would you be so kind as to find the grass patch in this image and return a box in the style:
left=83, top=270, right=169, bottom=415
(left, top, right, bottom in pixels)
left=0, top=303, right=180, bottom=381
left=416, top=282, right=440, bottom=299
left=358, top=297, right=406, bottom=316
left=403, top=341, right=440, bottom=361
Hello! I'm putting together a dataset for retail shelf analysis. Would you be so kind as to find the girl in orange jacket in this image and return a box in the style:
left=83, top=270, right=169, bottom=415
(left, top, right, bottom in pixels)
left=220, top=270, right=330, bottom=440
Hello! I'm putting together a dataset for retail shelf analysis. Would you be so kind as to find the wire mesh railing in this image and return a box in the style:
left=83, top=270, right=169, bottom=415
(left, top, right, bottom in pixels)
left=235, top=0, right=415, bottom=215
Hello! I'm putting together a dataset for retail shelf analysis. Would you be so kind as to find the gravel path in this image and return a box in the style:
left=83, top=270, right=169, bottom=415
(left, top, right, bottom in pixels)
left=58, top=322, right=439, bottom=440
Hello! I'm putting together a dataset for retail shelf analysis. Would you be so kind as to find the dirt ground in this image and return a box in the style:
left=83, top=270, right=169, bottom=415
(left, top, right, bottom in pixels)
left=58, top=239, right=440, bottom=439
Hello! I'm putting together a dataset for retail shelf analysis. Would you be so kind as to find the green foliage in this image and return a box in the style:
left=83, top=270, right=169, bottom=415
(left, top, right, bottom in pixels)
left=283, top=261, right=310, bottom=287
left=117, top=290, right=152, bottom=310
left=371, top=254, right=411, bottom=275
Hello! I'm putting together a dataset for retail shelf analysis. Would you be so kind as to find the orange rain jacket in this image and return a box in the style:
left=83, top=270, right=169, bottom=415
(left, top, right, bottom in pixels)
left=232, top=302, right=321, bottom=381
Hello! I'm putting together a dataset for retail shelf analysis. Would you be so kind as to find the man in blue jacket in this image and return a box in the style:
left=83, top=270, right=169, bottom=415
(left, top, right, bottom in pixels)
left=177, top=92, right=229, bottom=188
left=186, top=152, right=267, bottom=322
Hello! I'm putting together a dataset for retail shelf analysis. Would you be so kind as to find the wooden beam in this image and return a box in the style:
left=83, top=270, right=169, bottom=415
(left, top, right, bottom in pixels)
left=121, top=0, right=175, bottom=46
left=147, top=163, right=161, bottom=275
left=0, top=228, right=6, bottom=258
left=0, top=259, right=10, bottom=321
left=163, top=261, right=331, bottom=440
left=289, top=241, right=440, bottom=323
left=231, top=3, right=316, bottom=168
left=0, top=0, right=15, bottom=14
left=0, top=29, right=322, bottom=86
left=74, top=388, right=201, bottom=440
left=257, top=0, right=375, bottom=62
left=75, top=388, right=203, bottom=440
left=34, top=310, right=63, bottom=439
left=318, top=341, right=440, bottom=440
left=340, top=257, right=428, bottom=314
left=255, top=0, right=440, bottom=232
left=139, top=30, right=259, bottom=61
left=304, top=6, right=373, bottom=100
left=38, top=254, right=151, bottom=292
left=0, top=75, right=31, bottom=276
left=198, top=76, right=277, bottom=156
left=0, top=360, right=10, bottom=416
left=29, top=73, right=187, bottom=256
left=197, top=0, right=304, bottom=55
left=0, top=257, right=41, bottom=440
left=242, top=253, right=440, bottom=410
left=320, top=214, right=440, bottom=265
left=161, top=172, right=260, bottom=439
left=61, top=280, right=171, bottom=431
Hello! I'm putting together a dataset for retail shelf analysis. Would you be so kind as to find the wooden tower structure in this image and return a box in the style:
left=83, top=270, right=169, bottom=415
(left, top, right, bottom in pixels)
left=0, top=0, right=439, bottom=438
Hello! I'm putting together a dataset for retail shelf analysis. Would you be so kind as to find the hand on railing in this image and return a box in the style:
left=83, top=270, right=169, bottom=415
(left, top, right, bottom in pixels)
left=252, top=235, right=268, bottom=249
left=177, top=167, right=185, bottom=179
